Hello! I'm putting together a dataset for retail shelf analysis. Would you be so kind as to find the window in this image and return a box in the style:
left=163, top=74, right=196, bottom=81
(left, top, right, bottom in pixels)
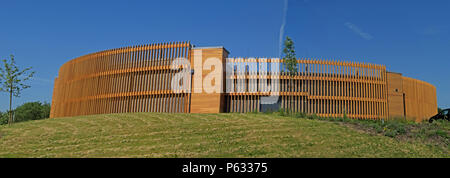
left=442, top=109, right=449, bottom=115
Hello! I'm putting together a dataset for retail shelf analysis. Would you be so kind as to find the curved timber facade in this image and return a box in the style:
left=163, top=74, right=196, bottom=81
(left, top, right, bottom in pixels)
left=225, top=58, right=389, bottom=120
left=51, top=42, right=192, bottom=118
left=50, top=42, right=437, bottom=122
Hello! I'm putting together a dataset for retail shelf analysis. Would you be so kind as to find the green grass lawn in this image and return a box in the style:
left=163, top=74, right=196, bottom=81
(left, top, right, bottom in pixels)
left=0, top=113, right=448, bottom=158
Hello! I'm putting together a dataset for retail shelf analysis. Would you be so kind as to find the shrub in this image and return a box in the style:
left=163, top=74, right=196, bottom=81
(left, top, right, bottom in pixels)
left=385, top=122, right=407, bottom=134
left=374, top=125, right=383, bottom=133
left=1, top=102, right=51, bottom=125
left=277, top=108, right=287, bottom=116
left=309, top=114, right=320, bottom=120
left=434, top=130, right=448, bottom=138
left=384, top=129, right=397, bottom=137
left=14, top=102, right=50, bottom=123
left=0, top=112, right=7, bottom=125
left=294, top=112, right=307, bottom=118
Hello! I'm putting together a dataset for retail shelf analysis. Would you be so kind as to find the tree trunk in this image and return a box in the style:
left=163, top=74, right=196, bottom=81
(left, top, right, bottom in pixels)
left=290, top=77, right=293, bottom=113
left=8, top=85, right=13, bottom=125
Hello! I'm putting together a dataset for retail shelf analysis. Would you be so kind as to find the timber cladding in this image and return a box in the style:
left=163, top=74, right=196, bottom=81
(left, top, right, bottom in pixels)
left=226, top=58, right=389, bottom=120
left=50, top=42, right=438, bottom=122
left=402, top=76, right=437, bottom=122
left=190, top=47, right=229, bottom=113
left=50, top=42, right=192, bottom=118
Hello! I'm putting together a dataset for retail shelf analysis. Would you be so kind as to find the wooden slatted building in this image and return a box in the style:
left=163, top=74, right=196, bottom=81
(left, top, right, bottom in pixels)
left=50, top=42, right=437, bottom=122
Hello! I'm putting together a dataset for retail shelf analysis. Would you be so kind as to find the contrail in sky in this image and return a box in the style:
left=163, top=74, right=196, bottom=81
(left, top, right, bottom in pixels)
left=279, top=0, right=289, bottom=57
left=345, top=22, right=374, bottom=40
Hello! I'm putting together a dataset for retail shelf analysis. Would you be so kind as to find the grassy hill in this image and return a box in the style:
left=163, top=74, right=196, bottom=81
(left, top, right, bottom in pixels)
left=0, top=113, right=447, bottom=158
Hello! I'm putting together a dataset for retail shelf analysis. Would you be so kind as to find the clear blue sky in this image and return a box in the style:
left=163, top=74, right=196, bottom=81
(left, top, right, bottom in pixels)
left=0, top=0, right=449, bottom=111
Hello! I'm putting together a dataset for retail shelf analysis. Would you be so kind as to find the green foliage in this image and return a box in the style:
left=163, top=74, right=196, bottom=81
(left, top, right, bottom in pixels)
left=282, top=36, right=298, bottom=76
left=262, top=109, right=275, bottom=114
left=434, top=129, right=448, bottom=138
left=266, top=111, right=449, bottom=146
left=419, top=120, right=450, bottom=141
left=0, top=102, right=50, bottom=125
left=382, top=121, right=407, bottom=137
left=0, top=112, right=7, bottom=125
left=294, top=112, right=307, bottom=119
left=13, top=102, right=50, bottom=123
left=277, top=108, right=288, bottom=116
left=384, top=130, right=398, bottom=138
left=0, top=55, right=35, bottom=97
left=373, top=124, right=383, bottom=133
left=0, top=55, right=35, bottom=124
left=306, top=114, right=320, bottom=120
left=282, top=37, right=298, bottom=112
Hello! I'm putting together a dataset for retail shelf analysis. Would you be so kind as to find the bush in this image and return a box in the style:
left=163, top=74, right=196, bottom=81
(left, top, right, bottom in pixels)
left=0, top=111, right=7, bottom=125
left=384, top=129, right=398, bottom=137
left=385, top=122, right=407, bottom=134
left=434, top=130, right=448, bottom=138
left=306, top=114, right=320, bottom=120
left=277, top=108, right=288, bottom=116
left=294, top=112, right=307, bottom=118
left=0, top=102, right=50, bottom=125
left=13, top=102, right=50, bottom=123
left=374, top=125, right=383, bottom=133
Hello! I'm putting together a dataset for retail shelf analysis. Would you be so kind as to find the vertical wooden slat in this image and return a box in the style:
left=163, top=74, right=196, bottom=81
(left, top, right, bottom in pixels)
left=51, top=43, right=433, bottom=121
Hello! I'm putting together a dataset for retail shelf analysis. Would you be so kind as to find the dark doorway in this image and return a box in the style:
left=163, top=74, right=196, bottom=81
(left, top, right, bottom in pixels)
left=260, top=96, right=281, bottom=112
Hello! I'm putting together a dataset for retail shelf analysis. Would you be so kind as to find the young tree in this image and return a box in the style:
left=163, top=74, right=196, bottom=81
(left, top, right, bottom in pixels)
left=0, top=55, right=35, bottom=125
left=283, top=36, right=298, bottom=76
left=282, top=36, right=297, bottom=112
